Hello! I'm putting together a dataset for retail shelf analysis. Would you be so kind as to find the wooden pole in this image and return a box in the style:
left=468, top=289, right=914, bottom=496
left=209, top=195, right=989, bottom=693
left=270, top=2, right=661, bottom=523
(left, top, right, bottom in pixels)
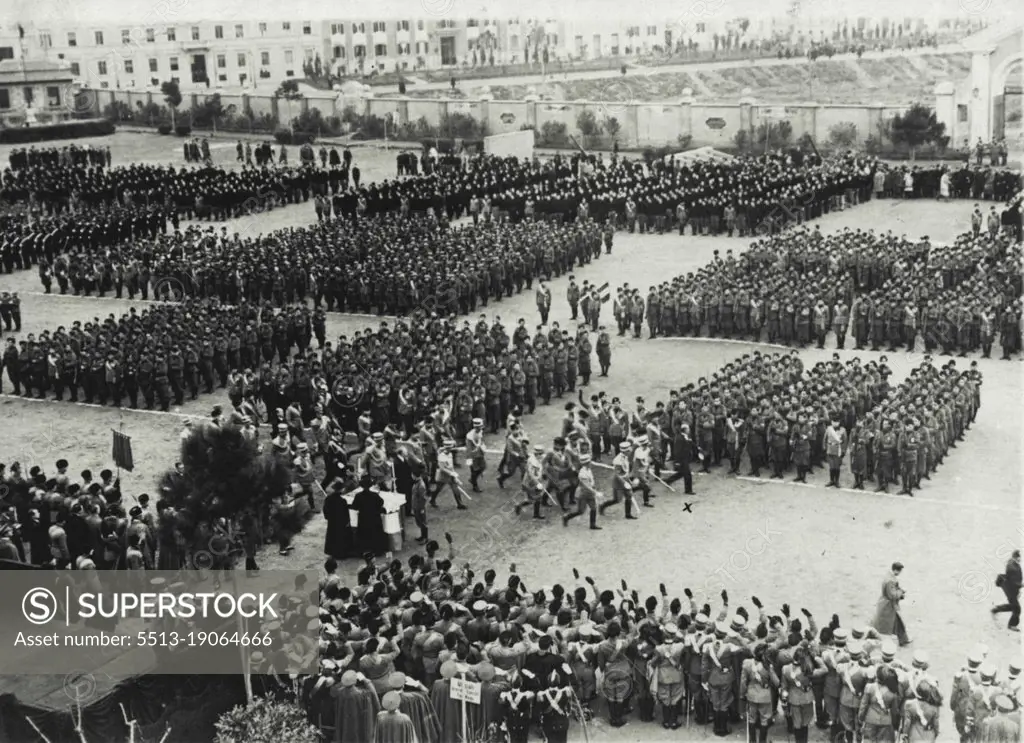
left=459, top=673, right=468, bottom=743
left=231, top=570, right=254, bottom=704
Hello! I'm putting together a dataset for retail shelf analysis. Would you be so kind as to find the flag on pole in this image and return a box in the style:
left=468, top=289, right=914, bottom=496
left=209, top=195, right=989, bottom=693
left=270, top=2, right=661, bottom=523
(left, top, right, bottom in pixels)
left=112, top=429, right=135, bottom=472
left=17, top=24, right=25, bottom=40
left=597, top=281, right=611, bottom=303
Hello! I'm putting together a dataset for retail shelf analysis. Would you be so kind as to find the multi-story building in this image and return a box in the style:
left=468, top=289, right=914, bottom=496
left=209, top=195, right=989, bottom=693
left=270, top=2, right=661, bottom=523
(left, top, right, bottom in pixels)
left=19, top=19, right=334, bottom=90
left=6, top=11, right=981, bottom=96
left=325, top=17, right=569, bottom=76
left=8, top=16, right=574, bottom=92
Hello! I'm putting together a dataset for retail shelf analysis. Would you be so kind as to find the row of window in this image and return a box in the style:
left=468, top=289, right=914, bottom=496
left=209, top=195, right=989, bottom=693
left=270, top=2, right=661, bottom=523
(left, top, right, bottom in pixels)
left=85, top=47, right=325, bottom=77
left=331, top=42, right=426, bottom=58
left=62, top=18, right=531, bottom=48
left=330, top=21, right=419, bottom=35
left=68, top=21, right=317, bottom=47
left=0, top=86, right=63, bottom=110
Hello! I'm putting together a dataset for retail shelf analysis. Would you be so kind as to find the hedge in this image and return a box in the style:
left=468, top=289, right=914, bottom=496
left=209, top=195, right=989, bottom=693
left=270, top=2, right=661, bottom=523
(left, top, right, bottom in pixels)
left=157, top=123, right=172, bottom=135
left=0, top=119, right=115, bottom=144
left=274, top=129, right=316, bottom=145
left=175, top=124, right=193, bottom=136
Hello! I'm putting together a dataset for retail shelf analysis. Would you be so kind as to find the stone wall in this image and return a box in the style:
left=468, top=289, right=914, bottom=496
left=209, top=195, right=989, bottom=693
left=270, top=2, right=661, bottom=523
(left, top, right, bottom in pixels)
left=88, top=88, right=917, bottom=148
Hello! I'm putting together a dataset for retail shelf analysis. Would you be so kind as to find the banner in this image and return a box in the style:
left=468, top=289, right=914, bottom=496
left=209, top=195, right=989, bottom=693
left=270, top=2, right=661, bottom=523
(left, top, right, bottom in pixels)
left=112, top=429, right=134, bottom=472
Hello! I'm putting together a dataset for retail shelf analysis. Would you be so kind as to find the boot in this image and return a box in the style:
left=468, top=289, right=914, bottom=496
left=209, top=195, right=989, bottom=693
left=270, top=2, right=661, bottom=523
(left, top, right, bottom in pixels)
left=533, top=502, right=545, bottom=520
left=662, top=706, right=673, bottom=729
left=589, top=509, right=602, bottom=530
left=758, top=724, right=770, bottom=743
left=625, top=499, right=638, bottom=520
left=694, top=697, right=707, bottom=725
left=748, top=723, right=759, bottom=742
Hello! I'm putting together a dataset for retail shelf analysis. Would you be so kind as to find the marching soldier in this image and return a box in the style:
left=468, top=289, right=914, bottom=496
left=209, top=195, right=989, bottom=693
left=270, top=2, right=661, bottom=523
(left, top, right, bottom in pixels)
left=562, top=453, right=601, bottom=530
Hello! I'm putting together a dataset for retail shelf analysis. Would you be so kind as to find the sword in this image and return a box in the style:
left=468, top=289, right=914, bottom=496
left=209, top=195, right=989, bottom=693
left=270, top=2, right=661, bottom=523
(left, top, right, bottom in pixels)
left=538, top=484, right=559, bottom=508
left=649, top=472, right=677, bottom=493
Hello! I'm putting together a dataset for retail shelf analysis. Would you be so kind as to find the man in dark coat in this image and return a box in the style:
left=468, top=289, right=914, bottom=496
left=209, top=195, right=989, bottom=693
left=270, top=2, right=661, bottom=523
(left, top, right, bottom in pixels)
left=322, top=482, right=353, bottom=559
left=992, top=549, right=1022, bottom=631
left=351, top=475, right=387, bottom=556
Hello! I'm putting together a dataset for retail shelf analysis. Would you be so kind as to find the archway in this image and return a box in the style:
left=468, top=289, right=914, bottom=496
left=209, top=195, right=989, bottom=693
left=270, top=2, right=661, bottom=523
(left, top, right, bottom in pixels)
left=992, top=57, right=1022, bottom=144
left=963, top=24, right=1023, bottom=146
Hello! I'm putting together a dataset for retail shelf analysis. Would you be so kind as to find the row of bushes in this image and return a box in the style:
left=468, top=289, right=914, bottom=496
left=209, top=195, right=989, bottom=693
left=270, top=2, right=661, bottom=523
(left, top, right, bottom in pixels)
left=0, top=118, right=115, bottom=144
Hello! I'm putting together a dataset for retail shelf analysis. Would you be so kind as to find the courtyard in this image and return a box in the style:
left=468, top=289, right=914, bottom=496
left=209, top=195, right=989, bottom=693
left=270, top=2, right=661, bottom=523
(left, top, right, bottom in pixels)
left=0, top=131, right=1020, bottom=741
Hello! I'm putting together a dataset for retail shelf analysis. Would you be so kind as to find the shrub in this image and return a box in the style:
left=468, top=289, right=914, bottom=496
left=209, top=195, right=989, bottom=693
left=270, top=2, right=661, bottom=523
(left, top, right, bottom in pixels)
left=291, top=107, right=343, bottom=138
left=103, top=100, right=134, bottom=123
left=214, top=698, right=320, bottom=743
left=174, top=124, right=192, bottom=136
left=137, top=101, right=171, bottom=127
left=274, top=129, right=293, bottom=144
left=438, top=112, right=486, bottom=139
left=157, top=123, right=173, bottom=135
left=538, top=120, right=569, bottom=147
left=828, top=121, right=859, bottom=149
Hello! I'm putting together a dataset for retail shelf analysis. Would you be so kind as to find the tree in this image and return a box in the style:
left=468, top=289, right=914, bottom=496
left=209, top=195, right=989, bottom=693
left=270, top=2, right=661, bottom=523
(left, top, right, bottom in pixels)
left=313, top=54, right=323, bottom=79
left=889, top=103, right=947, bottom=159
left=275, top=79, right=304, bottom=132
left=603, top=115, right=621, bottom=142
left=528, top=21, right=547, bottom=67
left=191, top=93, right=228, bottom=129
left=576, top=109, right=601, bottom=147
left=161, top=80, right=182, bottom=128
left=157, top=422, right=292, bottom=568
left=103, top=100, right=134, bottom=123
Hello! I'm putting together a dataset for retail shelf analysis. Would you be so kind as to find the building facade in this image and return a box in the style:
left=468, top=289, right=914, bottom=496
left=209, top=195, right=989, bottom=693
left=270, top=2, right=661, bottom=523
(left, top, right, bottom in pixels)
left=0, top=59, right=75, bottom=126
left=5, top=12, right=986, bottom=96
left=7, top=17, right=574, bottom=93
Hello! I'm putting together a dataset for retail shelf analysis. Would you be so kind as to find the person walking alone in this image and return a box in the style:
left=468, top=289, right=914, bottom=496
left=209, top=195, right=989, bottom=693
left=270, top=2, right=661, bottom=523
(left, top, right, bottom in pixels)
left=992, top=549, right=1021, bottom=632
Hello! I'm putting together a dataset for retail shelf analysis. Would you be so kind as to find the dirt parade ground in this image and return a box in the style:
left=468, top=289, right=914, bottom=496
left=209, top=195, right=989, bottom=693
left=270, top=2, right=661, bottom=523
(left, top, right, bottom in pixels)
left=0, top=131, right=1020, bottom=742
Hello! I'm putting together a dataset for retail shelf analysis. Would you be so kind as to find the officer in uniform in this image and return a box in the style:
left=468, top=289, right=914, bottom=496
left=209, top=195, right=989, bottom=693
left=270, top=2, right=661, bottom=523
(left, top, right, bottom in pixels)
left=562, top=452, right=601, bottom=530
left=898, top=419, right=920, bottom=496
left=596, top=326, right=612, bottom=377
left=599, top=441, right=638, bottom=521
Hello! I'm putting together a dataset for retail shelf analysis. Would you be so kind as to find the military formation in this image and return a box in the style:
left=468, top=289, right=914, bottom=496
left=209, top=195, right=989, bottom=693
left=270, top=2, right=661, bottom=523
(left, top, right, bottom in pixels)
left=614, top=226, right=1023, bottom=359
left=555, top=351, right=983, bottom=497
left=0, top=159, right=321, bottom=224
left=0, top=299, right=320, bottom=415
left=326, top=314, right=609, bottom=457
left=30, top=213, right=608, bottom=311
left=326, top=149, right=876, bottom=230
left=6, top=144, right=110, bottom=171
